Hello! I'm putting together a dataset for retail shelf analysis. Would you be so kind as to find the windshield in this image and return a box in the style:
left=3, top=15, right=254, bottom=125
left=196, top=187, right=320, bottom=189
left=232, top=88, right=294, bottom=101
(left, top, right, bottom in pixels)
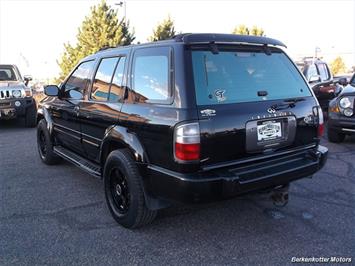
left=0, top=66, right=18, bottom=81
left=191, top=50, right=312, bottom=105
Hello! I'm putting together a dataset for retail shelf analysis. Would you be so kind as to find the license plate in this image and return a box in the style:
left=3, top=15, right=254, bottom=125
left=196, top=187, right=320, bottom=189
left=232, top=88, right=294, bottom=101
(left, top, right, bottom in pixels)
left=0, top=108, right=15, bottom=117
left=257, top=121, right=282, bottom=141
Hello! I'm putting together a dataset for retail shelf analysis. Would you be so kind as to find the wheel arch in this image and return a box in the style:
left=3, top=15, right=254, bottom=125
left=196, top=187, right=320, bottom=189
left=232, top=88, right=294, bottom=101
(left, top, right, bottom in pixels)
left=100, top=126, right=169, bottom=210
left=37, top=107, right=55, bottom=138
left=99, top=125, right=149, bottom=168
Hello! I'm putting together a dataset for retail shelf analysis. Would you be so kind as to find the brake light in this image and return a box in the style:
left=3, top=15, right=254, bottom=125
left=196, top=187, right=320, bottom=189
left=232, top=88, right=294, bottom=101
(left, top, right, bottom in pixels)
left=317, top=107, right=324, bottom=137
left=174, top=122, right=200, bottom=162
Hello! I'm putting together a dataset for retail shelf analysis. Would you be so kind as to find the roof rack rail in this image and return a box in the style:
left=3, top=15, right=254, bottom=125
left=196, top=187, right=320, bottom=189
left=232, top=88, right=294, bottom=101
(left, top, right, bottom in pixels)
left=97, top=46, right=116, bottom=52
left=172, top=33, right=287, bottom=48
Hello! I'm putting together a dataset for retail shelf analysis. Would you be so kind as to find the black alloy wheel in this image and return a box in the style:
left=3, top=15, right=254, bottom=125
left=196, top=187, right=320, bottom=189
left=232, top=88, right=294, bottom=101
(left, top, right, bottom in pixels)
left=110, top=168, right=130, bottom=215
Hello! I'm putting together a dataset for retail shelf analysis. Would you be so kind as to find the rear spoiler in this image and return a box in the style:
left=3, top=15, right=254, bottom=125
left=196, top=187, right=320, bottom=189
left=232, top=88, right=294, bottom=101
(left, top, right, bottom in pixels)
left=173, top=33, right=287, bottom=48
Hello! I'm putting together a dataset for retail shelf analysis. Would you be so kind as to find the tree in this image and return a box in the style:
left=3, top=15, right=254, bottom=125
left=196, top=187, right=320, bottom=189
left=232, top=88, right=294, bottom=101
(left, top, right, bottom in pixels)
left=330, top=56, right=346, bottom=75
left=232, top=25, right=265, bottom=36
left=57, top=0, right=135, bottom=82
left=149, top=16, right=176, bottom=42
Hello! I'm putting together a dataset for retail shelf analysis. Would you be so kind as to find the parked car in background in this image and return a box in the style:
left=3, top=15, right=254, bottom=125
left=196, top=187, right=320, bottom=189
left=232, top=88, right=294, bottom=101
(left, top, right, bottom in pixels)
left=0, top=64, right=37, bottom=127
left=327, top=73, right=355, bottom=142
left=37, top=33, right=328, bottom=228
left=334, top=73, right=353, bottom=86
left=296, top=58, right=336, bottom=111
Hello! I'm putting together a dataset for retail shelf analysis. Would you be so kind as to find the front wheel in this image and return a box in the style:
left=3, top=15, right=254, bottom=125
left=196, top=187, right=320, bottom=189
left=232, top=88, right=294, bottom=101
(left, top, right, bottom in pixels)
left=327, top=128, right=345, bottom=143
left=37, top=119, right=61, bottom=165
left=104, top=149, right=157, bottom=229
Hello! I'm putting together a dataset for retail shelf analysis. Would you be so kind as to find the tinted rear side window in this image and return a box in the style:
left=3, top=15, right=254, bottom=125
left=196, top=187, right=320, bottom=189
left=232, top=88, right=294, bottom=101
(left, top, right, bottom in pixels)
left=92, top=57, right=119, bottom=101
left=192, top=50, right=311, bottom=105
left=131, top=47, right=171, bottom=103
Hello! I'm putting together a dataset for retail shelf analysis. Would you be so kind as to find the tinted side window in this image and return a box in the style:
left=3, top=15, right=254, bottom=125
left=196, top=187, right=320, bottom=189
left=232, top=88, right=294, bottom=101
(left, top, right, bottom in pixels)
left=92, top=57, right=119, bottom=101
left=64, top=60, right=95, bottom=99
left=307, top=64, right=318, bottom=80
left=109, top=57, right=126, bottom=102
left=131, top=47, right=171, bottom=103
left=317, top=63, right=329, bottom=81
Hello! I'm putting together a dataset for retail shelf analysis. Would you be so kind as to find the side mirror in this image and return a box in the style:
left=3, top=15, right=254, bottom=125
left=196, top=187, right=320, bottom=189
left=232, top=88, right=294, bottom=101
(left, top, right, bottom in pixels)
left=308, top=75, right=321, bottom=83
left=334, top=85, right=343, bottom=97
left=44, top=85, right=60, bottom=97
left=337, top=77, right=348, bottom=86
left=24, top=75, right=33, bottom=86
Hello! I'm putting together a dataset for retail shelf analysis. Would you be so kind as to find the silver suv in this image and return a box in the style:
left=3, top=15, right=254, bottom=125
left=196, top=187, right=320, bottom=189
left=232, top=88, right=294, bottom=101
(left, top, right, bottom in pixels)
left=0, top=64, right=36, bottom=127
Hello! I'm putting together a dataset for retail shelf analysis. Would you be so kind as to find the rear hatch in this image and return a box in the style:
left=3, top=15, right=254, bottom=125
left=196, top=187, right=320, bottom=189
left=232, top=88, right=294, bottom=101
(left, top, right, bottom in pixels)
left=189, top=45, right=320, bottom=166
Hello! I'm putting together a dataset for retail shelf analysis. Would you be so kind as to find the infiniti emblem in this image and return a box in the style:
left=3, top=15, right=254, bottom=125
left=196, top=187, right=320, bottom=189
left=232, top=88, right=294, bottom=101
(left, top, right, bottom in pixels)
left=267, top=108, right=276, bottom=114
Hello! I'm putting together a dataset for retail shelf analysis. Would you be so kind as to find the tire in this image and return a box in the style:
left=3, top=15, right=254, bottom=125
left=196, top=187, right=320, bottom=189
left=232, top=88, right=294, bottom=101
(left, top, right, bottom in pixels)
left=327, top=128, right=345, bottom=143
left=25, top=102, right=37, bottom=127
left=104, top=149, right=157, bottom=229
left=37, top=119, right=62, bottom=165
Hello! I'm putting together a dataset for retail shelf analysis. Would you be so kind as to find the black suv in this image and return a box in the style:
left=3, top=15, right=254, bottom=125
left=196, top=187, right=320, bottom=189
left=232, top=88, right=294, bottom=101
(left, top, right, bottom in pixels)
left=37, top=34, right=328, bottom=228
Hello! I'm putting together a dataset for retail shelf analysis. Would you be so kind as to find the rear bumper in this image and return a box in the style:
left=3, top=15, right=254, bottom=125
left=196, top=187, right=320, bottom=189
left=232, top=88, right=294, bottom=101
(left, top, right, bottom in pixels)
left=0, top=98, right=34, bottom=120
left=328, top=113, right=355, bottom=134
left=145, top=145, right=328, bottom=203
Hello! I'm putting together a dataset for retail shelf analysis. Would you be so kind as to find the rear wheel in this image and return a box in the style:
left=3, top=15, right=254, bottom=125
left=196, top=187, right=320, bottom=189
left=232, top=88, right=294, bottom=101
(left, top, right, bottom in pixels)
left=327, top=128, right=345, bottom=143
left=104, top=149, right=157, bottom=228
left=25, top=102, right=37, bottom=127
left=37, top=119, right=61, bottom=165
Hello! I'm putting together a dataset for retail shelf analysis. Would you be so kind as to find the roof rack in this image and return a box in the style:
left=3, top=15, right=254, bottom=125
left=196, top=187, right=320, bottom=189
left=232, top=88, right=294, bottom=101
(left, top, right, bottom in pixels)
left=172, top=33, right=287, bottom=48
left=97, top=46, right=116, bottom=52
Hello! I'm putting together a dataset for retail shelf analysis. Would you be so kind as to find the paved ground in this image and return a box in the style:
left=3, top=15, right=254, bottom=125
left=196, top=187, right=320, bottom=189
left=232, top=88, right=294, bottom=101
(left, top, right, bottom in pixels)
left=0, top=120, right=354, bottom=265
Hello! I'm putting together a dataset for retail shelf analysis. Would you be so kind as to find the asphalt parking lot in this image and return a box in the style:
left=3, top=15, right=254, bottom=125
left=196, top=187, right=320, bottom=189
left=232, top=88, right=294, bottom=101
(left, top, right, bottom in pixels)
left=0, top=120, right=354, bottom=265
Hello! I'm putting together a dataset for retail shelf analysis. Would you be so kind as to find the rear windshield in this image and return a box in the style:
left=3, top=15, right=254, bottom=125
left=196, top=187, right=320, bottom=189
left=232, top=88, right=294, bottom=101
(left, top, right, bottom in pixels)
left=191, top=49, right=311, bottom=105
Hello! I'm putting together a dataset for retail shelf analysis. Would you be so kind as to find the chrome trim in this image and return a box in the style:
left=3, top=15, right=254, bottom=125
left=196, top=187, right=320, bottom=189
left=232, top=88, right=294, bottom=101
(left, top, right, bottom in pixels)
left=53, top=122, right=102, bottom=145
left=53, top=127, right=81, bottom=140
left=53, top=123, right=81, bottom=135
left=82, top=131, right=102, bottom=142
left=341, top=128, right=355, bottom=133
left=83, top=138, right=100, bottom=147
left=0, top=88, right=24, bottom=99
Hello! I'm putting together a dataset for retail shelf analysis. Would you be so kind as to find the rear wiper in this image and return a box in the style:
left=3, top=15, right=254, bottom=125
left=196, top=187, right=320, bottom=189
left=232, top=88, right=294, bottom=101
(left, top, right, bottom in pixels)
left=271, top=98, right=305, bottom=110
left=283, top=98, right=305, bottom=103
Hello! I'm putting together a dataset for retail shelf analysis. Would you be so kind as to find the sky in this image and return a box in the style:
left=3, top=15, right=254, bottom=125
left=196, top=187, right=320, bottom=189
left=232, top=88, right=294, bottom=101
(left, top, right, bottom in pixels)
left=0, top=0, right=354, bottom=80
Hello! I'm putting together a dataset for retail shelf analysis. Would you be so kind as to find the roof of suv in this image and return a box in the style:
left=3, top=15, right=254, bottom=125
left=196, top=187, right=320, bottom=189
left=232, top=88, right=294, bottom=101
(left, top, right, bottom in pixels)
left=86, top=33, right=287, bottom=61
left=172, top=33, right=286, bottom=47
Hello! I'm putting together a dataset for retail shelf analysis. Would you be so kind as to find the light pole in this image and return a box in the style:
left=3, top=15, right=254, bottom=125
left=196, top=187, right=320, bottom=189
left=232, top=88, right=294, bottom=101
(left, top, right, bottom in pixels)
left=314, top=46, right=321, bottom=61
left=115, top=1, right=126, bottom=24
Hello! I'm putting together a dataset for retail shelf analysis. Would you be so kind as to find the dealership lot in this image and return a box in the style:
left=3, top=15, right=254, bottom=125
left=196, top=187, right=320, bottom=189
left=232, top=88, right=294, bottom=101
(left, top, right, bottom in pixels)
left=0, top=120, right=354, bottom=265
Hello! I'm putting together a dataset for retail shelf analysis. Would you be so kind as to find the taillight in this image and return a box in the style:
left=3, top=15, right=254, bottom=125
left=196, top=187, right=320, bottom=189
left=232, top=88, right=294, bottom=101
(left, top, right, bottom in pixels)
left=317, top=107, right=324, bottom=137
left=174, top=122, right=200, bottom=162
